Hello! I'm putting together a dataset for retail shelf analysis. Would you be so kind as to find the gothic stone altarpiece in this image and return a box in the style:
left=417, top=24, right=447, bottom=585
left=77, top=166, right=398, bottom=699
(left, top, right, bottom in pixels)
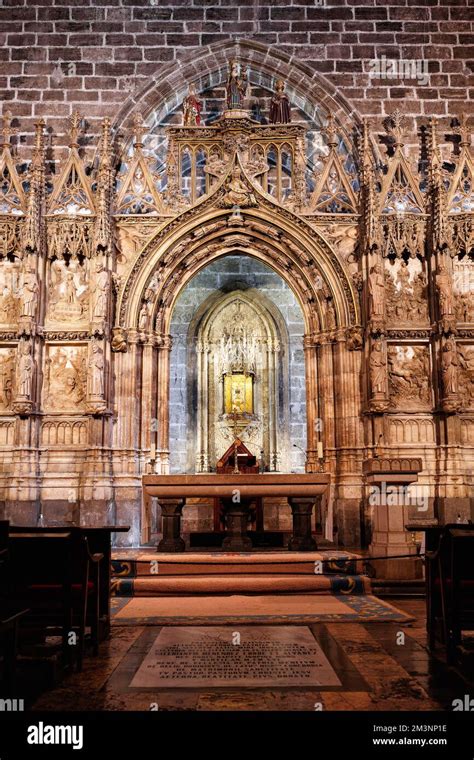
left=0, top=65, right=473, bottom=546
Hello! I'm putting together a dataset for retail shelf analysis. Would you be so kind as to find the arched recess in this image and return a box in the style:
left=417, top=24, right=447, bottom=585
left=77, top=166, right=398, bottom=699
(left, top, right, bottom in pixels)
left=169, top=272, right=303, bottom=475
left=115, top=175, right=361, bottom=476
left=112, top=40, right=362, bottom=153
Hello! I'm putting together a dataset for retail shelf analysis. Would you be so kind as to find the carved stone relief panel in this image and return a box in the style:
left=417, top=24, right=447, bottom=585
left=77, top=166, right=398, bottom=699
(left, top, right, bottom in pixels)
left=41, top=419, right=88, bottom=446
left=458, top=344, right=474, bottom=408
left=47, top=258, right=89, bottom=325
left=0, top=259, right=20, bottom=325
left=0, top=347, right=16, bottom=411
left=460, top=418, right=474, bottom=444
left=388, top=345, right=432, bottom=410
left=43, top=345, right=87, bottom=412
left=385, top=259, right=429, bottom=324
left=388, top=416, right=435, bottom=444
left=0, top=420, right=14, bottom=446
left=453, top=256, right=474, bottom=323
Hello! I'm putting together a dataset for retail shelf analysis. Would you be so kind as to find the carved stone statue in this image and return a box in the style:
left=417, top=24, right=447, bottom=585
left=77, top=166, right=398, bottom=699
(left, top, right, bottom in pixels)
left=370, top=339, right=387, bottom=395
left=441, top=338, right=458, bottom=396
left=88, top=341, right=105, bottom=397
left=436, top=264, right=454, bottom=316
left=225, top=60, right=248, bottom=110
left=0, top=349, right=14, bottom=408
left=111, top=326, right=127, bottom=353
left=222, top=166, right=257, bottom=208
left=20, top=266, right=39, bottom=318
left=269, top=79, right=291, bottom=124
left=138, top=301, right=150, bottom=331
left=183, top=83, right=202, bottom=126
left=18, top=341, right=33, bottom=398
left=92, top=262, right=109, bottom=320
left=368, top=263, right=385, bottom=318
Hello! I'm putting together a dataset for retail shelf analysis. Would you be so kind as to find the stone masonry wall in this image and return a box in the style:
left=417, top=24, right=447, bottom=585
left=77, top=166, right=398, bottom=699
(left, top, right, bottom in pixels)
left=1, top=0, right=473, bottom=154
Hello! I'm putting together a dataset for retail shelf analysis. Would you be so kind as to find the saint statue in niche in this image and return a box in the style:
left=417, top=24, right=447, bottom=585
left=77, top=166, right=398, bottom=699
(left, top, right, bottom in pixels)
left=441, top=338, right=458, bottom=395
left=269, top=79, right=291, bottom=124
left=92, top=262, right=109, bottom=320
left=18, top=341, right=33, bottom=398
left=225, top=60, right=248, bottom=110
left=436, top=263, right=454, bottom=316
left=368, top=263, right=385, bottom=318
left=20, top=265, right=39, bottom=318
left=88, top=341, right=105, bottom=397
left=182, top=83, right=202, bottom=126
left=370, top=340, right=387, bottom=395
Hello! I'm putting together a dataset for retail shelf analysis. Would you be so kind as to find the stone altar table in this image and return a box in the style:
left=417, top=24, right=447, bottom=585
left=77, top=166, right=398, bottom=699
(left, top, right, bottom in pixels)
left=142, top=473, right=330, bottom=552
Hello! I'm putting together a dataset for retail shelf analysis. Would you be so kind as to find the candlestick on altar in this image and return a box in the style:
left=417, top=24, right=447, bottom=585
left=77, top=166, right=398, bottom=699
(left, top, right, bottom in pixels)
left=232, top=407, right=240, bottom=474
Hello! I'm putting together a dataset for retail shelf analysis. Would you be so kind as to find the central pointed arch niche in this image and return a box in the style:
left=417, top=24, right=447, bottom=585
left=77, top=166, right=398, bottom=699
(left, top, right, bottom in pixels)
left=168, top=254, right=307, bottom=475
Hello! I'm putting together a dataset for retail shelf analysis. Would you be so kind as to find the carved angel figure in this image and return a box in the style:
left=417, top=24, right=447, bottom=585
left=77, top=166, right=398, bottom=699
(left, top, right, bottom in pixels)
left=222, top=167, right=257, bottom=208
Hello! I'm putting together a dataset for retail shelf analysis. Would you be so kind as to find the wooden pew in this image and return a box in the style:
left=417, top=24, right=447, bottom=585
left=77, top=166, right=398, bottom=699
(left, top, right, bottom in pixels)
left=423, top=524, right=474, bottom=662
left=8, top=531, right=103, bottom=671
left=0, top=520, right=30, bottom=694
left=9, top=525, right=129, bottom=640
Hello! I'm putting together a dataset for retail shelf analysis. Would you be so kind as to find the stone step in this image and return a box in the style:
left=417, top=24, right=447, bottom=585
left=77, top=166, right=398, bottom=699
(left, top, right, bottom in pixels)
left=111, top=572, right=371, bottom=597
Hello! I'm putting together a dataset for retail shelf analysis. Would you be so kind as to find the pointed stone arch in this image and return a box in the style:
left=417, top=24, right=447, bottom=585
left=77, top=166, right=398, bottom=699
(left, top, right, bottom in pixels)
left=117, top=162, right=360, bottom=335
left=111, top=40, right=362, bottom=154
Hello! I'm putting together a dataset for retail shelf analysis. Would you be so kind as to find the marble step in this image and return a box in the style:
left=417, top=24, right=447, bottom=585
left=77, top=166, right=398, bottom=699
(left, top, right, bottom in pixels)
left=111, top=550, right=364, bottom=578
left=111, top=572, right=371, bottom=597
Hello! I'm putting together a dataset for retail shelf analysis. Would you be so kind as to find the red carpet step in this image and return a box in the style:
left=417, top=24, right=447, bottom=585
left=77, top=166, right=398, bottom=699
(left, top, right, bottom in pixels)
left=111, top=550, right=370, bottom=597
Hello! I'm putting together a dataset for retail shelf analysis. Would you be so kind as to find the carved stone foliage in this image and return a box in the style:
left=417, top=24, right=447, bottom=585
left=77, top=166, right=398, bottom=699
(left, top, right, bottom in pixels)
left=458, top=344, right=474, bottom=408
left=43, top=345, right=87, bottom=412
left=47, top=258, right=89, bottom=324
left=0, top=347, right=15, bottom=411
left=388, top=345, right=431, bottom=410
left=385, top=259, right=428, bottom=324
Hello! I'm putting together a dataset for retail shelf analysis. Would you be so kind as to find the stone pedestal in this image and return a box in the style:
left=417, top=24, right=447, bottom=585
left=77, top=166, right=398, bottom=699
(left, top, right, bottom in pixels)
left=365, top=458, right=423, bottom=580
left=288, top=497, right=317, bottom=551
left=221, top=498, right=252, bottom=551
left=157, top=498, right=186, bottom=552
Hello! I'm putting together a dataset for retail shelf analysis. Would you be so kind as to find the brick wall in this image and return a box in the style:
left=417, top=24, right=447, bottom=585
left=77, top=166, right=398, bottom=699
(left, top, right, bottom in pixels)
left=1, top=0, right=473, bottom=153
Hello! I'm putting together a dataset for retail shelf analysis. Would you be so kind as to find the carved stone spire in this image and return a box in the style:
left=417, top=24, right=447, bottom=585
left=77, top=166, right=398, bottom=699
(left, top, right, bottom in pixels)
left=94, top=117, right=114, bottom=252
left=1, top=111, right=17, bottom=150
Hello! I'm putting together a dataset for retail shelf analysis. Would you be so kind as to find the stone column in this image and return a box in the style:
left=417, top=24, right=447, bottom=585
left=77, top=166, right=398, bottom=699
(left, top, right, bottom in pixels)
left=157, top=498, right=185, bottom=552
left=156, top=334, right=172, bottom=474
left=303, top=333, right=319, bottom=472
left=140, top=336, right=156, bottom=455
left=288, top=497, right=318, bottom=551
left=365, top=458, right=423, bottom=579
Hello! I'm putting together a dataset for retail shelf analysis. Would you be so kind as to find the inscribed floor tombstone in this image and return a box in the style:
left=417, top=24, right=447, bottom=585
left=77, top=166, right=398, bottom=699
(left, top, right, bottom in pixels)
left=130, top=625, right=341, bottom=689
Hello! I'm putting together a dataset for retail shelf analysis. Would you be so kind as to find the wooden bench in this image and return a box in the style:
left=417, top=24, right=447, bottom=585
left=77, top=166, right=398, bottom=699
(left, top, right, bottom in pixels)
left=9, top=525, right=129, bottom=640
left=8, top=531, right=103, bottom=672
left=0, top=520, right=30, bottom=693
left=422, top=524, right=474, bottom=662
